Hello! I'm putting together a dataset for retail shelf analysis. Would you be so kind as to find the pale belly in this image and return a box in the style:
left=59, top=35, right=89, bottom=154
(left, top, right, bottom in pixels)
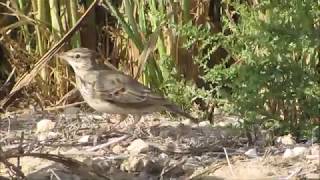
left=76, top=77, right=164, bottom=114
left=83, top=96, right=162, bottom=114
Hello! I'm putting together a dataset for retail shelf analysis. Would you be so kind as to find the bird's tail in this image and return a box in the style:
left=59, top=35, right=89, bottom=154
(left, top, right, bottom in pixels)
left=165, top=104, right=198, bottom=123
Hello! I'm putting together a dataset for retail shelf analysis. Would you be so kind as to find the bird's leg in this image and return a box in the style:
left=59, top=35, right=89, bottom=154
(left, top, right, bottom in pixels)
left=112, top=114, right=141, bottom=132
left=120, top=114, right=128, bottom=122
left=113, top=114, right=128, bottom=128
left=127, top=114, right=142, bottom=133
left=122, top=114, right=141, bottom=127
left=132, top=114, right=142, bottom=126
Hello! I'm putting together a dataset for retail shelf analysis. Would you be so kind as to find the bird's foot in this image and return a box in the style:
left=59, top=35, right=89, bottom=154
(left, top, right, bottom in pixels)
left=125, top=114, right=142, bottom=134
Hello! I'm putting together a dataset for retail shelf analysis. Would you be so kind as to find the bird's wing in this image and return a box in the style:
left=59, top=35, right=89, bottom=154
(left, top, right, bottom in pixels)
left=93, top=70, right=168, bottom=105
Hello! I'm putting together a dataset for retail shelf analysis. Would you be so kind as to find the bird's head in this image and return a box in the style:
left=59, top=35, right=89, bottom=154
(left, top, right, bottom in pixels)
left=57, top=48, right=98, bottom=71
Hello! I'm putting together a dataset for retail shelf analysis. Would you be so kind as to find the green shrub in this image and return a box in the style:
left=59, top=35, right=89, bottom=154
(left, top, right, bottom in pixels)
left=174, top=0, right=319, bottom=139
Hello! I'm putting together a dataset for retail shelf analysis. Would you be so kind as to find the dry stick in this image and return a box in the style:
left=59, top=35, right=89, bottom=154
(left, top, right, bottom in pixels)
left=0, top=109, right=31, bottom=119
left=284, top=167, right=303, bottom=180
left=16, top=132, right=24, bottom=172
left=133, top=23, right=162, bottom=80
left=0, top=145, right=25, bottom=179
left=160, top=158, right=187, bottom=180
left=48, top=168, right=62, bottom=180
left=133, top=11, right=174, bottom=79
left=0, top=0, right=100, bottom=110
left=0, top=67, right=15, bottom=91
left=6, top=114, right=12, bottom=133
left=45, top=101, right=86, bottom=111
left=223, top=147, right=235, bottom=177
left=55, top=88, right=79, bottom=105
left=87, top=134, right=130, bottom=152
left=189, top=161, right=227, bottom=179
left=5, top=153, right=108, bottom=179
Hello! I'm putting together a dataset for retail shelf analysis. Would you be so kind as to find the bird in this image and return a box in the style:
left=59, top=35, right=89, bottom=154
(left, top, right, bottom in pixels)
left=57, top=48, right=198, bottom=127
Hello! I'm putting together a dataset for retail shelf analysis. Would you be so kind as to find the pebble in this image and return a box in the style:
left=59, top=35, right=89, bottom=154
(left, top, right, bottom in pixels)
left=78, top=135, right=91, bottom=143
left=36, top=119, right=55, bottom=133
left=112, top=144, right=125, bottom=154
left=276, top=134, right=296, bottom=145
left=283, top=148, right=295, bottom=159
left=199, top=121, right=211, bottom=127
left=121, top=155, right=152, bottom=172
left=245, top=148, right=258, bottom=158
left=127, top=139, right=149, bottom=155
left=283, top=146, right=308, bottom=159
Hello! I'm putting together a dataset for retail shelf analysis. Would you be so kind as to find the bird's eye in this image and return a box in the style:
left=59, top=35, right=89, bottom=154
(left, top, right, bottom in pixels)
left=75, top=54, right=81, bottom=58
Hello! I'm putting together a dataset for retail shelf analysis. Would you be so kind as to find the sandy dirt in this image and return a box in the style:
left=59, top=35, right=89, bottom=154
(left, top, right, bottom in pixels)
left=0, top=108, right=319, bottom=180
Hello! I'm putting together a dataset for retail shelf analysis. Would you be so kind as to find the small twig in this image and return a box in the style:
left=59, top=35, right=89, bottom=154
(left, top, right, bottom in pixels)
left=0, top=145, right=25, bottom=179
left=6, top=114, right=12, bottom=133
left=262, top=147, right=272, bottom=161
left=296, top=167, right=319, bottom=178
left=55, top=88, right=79, bottom=105
left=17, top=132, right=25, bottom=171
left=1, top=160, right=25, bottom=179
left=160, top=158, right=186, bottom=180
left=0, top=109, right=29, bottom=119
left=100, top=155, right=129, bottom=161
left=99, top=55, right=119, bottom=71
left=159, top=159, right=170, bottom=180
left=0, top=67, right=15, bottom=91
left=87, top=134, right=130, bottom=152
left=6, top=152, right=109, bottom=179
left=189, top=161, right=227, bottom=179
left=282, top=167, right=303, bottom=180
left=44, top=101, right=86, bottom=111
left=48, top=168, right=62, bottom=180
left=223, top=147, right=235, bottom=177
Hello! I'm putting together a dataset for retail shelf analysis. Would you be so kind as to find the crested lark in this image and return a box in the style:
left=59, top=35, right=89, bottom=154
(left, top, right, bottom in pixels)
left=57, top=48, right=197, bottom=125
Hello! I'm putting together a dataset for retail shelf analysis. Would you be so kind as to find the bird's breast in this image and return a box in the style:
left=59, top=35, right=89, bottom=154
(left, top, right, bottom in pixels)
left=84, top=97, right=162, bottom=114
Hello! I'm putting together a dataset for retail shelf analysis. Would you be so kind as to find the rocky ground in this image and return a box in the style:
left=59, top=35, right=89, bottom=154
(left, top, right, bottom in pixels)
left=0, top=107, right=319, bottom=180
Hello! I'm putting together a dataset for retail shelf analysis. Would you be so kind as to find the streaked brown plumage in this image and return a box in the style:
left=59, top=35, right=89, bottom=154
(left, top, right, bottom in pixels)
left=58, top=48, right=197, bottom=123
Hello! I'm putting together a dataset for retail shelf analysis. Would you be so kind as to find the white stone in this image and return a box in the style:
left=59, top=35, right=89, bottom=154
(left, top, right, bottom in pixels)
left=127, top=139, right=149, bottom=155
left=36, top=119, right=55, bottom=133
left=159, top=153, right=169, bottom=160
left=78, top=135, right=91, bottom=143
left=283, top=148, right=295, bottom=159
left=215, top=121, right=228, bottom=127
left=121, top=155, right=150, bottom=172
left=199, top=121, right=211, bottom=127
left=181, top=119, right=193, bottom=126
left=292, top=146, right=308, bottom=156
left=37, top=133, right=47, bottom=141
left=47, top=132, right=59, bottom=138
left=245, top=148, right=258, bottom=158
left=92, top=114, right=104, bottom=120
left=276, top=134, right=296, bottom=145
left=283, top=146, right=308, bottom=159
left=37, top=132, right=59, bottom=141
left=112, top=144, right=125, bottom=154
